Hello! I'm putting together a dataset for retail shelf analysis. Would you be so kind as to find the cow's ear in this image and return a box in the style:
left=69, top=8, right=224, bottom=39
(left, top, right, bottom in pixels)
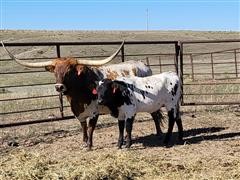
left=45, top=65, right=55, bottom=72
left=112, top=82, right=119, bottom=94
left=92, top=88, right=98, bottom=95
left=113, top=87, right=117, bottom=94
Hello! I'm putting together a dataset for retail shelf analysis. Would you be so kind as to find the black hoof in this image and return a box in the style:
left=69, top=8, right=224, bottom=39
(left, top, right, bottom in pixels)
left=86, top=146, right=92, bottom=151
left=82, top=142, right=88, bottom=148
left=125, top=142, right=132, bottom=149
left=177, top=139, right=185, bottom=145
left=164, top=143, right=172, bottom=148
left=163, top=138, right=169, bottom=145
left=118, top=141, right=123, bottom=149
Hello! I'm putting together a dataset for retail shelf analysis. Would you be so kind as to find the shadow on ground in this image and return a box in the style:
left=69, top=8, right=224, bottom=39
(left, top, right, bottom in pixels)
left=133, top=127, right=240, bottom=148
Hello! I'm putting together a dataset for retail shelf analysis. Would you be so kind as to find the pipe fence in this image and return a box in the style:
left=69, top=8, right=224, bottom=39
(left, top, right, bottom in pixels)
left=1, top=39, right=239, bottom=128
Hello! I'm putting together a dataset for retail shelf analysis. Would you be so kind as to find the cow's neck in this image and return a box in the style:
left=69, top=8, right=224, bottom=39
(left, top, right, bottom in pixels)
left=65, top=67, right=102, bottom=116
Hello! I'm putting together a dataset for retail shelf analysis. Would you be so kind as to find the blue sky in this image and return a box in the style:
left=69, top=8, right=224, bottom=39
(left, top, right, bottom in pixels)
left=0, top=0, right=239, bottom=31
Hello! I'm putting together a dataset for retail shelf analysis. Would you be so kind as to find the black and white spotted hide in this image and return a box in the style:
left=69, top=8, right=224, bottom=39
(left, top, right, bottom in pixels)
left=97, top=72, right=183, bottom=148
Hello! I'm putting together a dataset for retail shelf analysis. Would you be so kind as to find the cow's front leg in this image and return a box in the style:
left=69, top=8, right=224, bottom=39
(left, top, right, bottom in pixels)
left=80, top=121, right=88, bottom=147
left=118, top=120, right=125, bottom=149
left=87, top=115, right=99, bottom=150
left=125, top=117, right=134, bottom=148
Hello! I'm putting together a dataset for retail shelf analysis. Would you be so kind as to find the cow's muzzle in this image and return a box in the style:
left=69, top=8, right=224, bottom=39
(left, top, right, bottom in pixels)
left=55, top=83, right=67, bottom=93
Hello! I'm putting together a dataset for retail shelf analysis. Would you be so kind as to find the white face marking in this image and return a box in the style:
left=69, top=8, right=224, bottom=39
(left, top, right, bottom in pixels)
left=98, top=80, right=104, bottom=86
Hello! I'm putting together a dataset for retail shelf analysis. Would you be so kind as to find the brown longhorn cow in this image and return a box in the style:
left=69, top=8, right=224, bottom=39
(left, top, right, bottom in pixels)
left=2, top=41, right=163, bottom=150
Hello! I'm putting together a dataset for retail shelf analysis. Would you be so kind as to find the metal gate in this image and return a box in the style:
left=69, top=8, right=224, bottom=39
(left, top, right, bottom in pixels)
left=0, top=40, right=178, bottom=128
left=1, top=39, right=240, bottom=128
left=179, top=39, right=240, bottom=106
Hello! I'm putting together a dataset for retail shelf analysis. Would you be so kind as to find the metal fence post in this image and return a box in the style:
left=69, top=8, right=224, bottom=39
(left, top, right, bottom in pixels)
left=159, top=56, right=162, bottom=73
left=121, top=43, right=125, bottom=62
left=179, top=42, right=184, bottom=106
left=59, top=93, right=64, bottom=118
left=56, top=45, right=64, bottom=117
left=234, top=49, right=238, bottom=77
left=146, top=57, right=150, bottom=66
left=56, top=45, right=61, bottom=58
left=175, top=43, right=180, bottom=75
left=210, top=53, right=214, bottom=79
left=190, top=54, right=194, bottom=81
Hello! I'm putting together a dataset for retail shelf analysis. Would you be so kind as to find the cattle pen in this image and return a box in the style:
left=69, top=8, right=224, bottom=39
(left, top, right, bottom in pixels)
left=1, top=35, right=240, bottom=179
left=0, top=39, right=240, bottom=128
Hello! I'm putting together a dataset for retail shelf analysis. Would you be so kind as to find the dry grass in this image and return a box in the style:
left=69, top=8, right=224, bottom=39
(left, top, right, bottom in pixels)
left=1, top=148, right=239, bottom=180
left=1, top=108, right=240, bottom=180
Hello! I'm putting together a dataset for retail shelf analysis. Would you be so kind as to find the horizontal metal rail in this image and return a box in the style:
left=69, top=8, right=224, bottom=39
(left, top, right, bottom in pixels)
left=183, top=92, right=240, bottom=95
left=1, top=62, right=238, bottom=75
left=149, top=63, right=176, bottom=66
left=184, top=81, right=240, bottom=85
left=1, top=40, right=178, bottom=47
left=0, top=53, right=176, bottom=62
left=0, top=105, right=70, bottom=115
left=0, top=94, right=58, bottom=102
left=0, top=82, right=54, bottom=89
left=183, top=62, right=239, bottom=66
left=181, top=39, right=240, bottom=44
left=183, top=102, right=240, bottom=106
left=183, top=72, right=238, bottom=75
left=1, top=49, right=239, bottom=62
left=0, top=115, right=75, bottom=128
left=0, top=70, right=47, bottom=75
left=185, top=48, right=240, bottom=57
left=0, top=57, right=56, bottom=62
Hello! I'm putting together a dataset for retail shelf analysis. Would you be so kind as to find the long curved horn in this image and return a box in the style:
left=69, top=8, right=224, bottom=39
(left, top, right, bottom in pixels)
left=1, top=41, right=53, bottom=68
left=76, top=41, right=124, bottom=66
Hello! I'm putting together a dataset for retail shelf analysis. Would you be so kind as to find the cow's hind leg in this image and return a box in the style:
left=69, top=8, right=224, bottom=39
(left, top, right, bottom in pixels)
left=151, top=110, right=163, bottom=136
left=163, top=108, right=175, bottom=145
left=118, top=120, right=125, bottom=149
left=87, top=115, right=99, bottom=150
left=175, top=106, right=183, bottom=142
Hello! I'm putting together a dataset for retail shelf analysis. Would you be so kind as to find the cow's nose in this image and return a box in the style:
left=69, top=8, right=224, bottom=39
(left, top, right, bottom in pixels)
left=55, top=84, right=65, bottom=92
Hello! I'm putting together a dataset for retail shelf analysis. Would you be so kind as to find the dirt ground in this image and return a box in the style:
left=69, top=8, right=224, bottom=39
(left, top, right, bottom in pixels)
left=1, top=106, right=240, bottom=179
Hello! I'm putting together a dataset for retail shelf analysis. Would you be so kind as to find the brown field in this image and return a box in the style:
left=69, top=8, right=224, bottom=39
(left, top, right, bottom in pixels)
left=0, top=30, right=240, bottom=179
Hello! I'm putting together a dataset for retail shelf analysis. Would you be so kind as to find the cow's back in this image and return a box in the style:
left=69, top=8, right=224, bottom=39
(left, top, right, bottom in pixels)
left=99, top=60, right=152, bottom=79
left=117, top=72, right=180, bottom=112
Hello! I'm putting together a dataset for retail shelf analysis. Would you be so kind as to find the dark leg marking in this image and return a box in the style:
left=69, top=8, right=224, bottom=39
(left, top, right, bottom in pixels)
left=80, top=121, right=88, bottom=146
left=164, top=109, right=175, bottom=145
left=87, top=115, right=99, bottom=150
left=175, top=108, right=183, bottom=141
left=125, top=117, right=134, bottom=148
left=176, top=118, right=183, bottom=142
left=118, top=120, right=125, bottom=149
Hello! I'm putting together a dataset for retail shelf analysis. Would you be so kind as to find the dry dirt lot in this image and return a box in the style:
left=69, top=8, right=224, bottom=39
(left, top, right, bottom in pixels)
left=0, top=107, right=240, bottom=180
left=0, top=30, right=240, bottom=179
